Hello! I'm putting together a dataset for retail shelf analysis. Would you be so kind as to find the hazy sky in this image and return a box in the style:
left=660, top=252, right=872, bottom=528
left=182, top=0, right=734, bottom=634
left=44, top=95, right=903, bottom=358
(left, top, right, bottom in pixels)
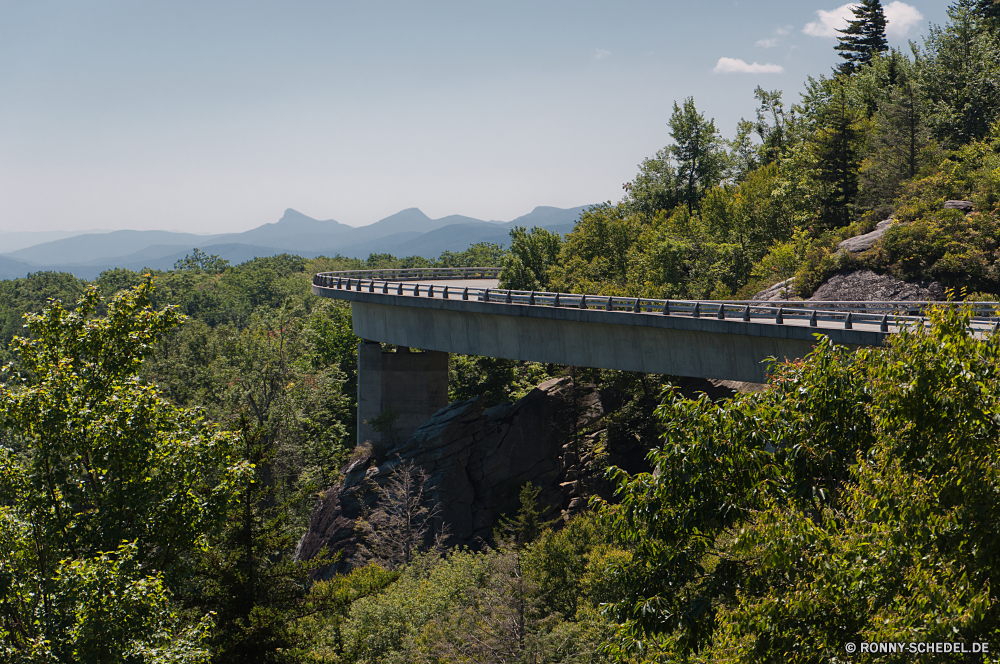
left=1, top=1, right=949, bottom=233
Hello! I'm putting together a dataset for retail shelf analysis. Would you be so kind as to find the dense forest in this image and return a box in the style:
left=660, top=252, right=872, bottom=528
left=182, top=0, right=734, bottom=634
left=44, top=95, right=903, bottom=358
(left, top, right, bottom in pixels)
left=4, top=1, right=1000, bottom=661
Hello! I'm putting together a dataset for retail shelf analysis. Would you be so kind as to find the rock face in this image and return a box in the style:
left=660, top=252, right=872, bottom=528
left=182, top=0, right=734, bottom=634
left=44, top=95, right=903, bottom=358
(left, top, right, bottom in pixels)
left=944, top=200, right=974, bottom=213
left=295, top=377, right=604, bottom=576
left=751, top=277, right=798, bottom=302
left=809, top=269, right=945, bottom=301
left=839, top=217, right=894, bottom=253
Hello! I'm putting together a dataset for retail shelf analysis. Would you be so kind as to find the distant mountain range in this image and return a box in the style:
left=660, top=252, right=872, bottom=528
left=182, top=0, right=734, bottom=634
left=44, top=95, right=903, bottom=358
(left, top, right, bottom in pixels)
left=0, top=205, right=591, bottom=280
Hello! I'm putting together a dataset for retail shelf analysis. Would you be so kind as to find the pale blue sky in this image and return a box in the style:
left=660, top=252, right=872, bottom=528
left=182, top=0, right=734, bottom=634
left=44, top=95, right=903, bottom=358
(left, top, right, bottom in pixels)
left=0, top=1, right=949, bottom=233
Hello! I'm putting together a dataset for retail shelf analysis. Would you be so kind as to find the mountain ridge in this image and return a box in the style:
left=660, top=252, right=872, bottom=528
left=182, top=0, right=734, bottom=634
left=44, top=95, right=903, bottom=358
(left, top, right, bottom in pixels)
left=0, top=204, right=592, bottom=280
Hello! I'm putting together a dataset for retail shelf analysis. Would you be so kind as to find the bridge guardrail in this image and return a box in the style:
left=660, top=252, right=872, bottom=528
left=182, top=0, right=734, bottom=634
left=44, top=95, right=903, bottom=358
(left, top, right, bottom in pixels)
left=313, top=271, right=1000, bottom=334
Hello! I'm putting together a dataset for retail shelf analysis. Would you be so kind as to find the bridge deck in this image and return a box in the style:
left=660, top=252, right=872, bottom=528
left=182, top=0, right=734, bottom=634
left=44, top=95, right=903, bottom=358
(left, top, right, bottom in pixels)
left=311, top=268, right=999, bottom=382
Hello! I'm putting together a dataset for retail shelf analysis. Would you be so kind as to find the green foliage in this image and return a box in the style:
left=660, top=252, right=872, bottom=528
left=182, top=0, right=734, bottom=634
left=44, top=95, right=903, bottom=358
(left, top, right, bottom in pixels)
left=498, top=226, right=563, bottom=291
left=859, top=56, right=939, bottom=215
left=806, top=82, right=867, bottom=229
left=599, top=305, right=1000, bottom=660
left=752, top=87, right=791, bottom=166
left=548, top=203, right=644, bottom=296
left=623, top=146, right=680, bottom=216
left=175, top=248, right=232, bottom=273
left=0, top=271, right=88, bottom=363
left=436, top=242, right=506, bottom=268
left=918, top=2, right=1000, bottom=145
left=96, top=267, right=148, bottom=298
left=337, top=551, right=493, bottom=661
left=496, top=483, right=549, bottom=549
left=0, top=281, right=246, bottom=661
left=449, top=355, right=552, bottom=408
left=315, top=513, right=619, bottom=664
left=294, top=564, right=400, bottom=661
left=668, top=97, right=728, bottom=213
left=187, top=420, right=334, bottom=664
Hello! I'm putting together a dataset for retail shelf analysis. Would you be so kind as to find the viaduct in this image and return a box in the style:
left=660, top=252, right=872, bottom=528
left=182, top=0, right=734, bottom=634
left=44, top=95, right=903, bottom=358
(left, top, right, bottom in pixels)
left=312, top=267, right=999, bottom=445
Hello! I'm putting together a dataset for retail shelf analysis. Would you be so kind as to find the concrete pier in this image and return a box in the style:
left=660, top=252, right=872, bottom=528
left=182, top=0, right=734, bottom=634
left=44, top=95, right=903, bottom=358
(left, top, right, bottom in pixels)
left=357, top=342, right=449, bottom=447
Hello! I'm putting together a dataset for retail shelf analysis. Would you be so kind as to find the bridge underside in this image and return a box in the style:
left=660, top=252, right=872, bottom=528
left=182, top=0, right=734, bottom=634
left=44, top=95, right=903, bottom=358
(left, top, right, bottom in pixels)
left=320, top=285, right=884, bottom=446
left=351, top=299, right=837, bottom=385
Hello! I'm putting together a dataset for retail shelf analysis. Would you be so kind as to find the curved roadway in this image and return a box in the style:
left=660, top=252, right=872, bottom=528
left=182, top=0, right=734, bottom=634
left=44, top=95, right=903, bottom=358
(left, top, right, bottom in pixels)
left=312, top=267, right=1000, bottom=383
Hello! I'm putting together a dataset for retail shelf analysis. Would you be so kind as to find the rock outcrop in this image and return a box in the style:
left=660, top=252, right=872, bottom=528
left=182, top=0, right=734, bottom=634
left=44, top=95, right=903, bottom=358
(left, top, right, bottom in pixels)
left=839, top=217, right=894, bottom=253
left=295, top=377, right=605, bottom=577
left=944, top=200, right=974, bottom=213
left=808, top=269, right=945, bottom=301
left=751, top=277, right=798, bottom=302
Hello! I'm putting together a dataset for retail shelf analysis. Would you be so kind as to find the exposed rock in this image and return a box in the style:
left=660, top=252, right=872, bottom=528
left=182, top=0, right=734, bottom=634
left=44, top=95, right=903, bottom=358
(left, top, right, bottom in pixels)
left=839, top=216, right=894, bottom=253
left=672, top=376, right=766, bottom=399
left=808, top=269, right=945, bottom=302
left=295, top=377, right=605, bottom=577
left=751, top=277, right=798, bottom=302
left=944, top=200, right=974, bottom=213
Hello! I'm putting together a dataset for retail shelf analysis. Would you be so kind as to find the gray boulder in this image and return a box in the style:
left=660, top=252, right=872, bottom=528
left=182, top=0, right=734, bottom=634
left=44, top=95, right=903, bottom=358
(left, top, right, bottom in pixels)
left=751, top=277, right=797, bottom=302
left=839, top=217, right=894, bottom=253
left=944, top=200, right=974, bottom=213
left=809, top=269, right=945, bottom=302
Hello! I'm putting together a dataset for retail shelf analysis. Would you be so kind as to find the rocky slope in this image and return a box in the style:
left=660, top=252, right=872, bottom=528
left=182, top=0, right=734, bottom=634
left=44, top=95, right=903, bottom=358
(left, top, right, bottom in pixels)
left=296, top=374, right=758, bottom=577
left=295, top=377, right=604, bottom=576
left=752, top=202, right=976, bottom=302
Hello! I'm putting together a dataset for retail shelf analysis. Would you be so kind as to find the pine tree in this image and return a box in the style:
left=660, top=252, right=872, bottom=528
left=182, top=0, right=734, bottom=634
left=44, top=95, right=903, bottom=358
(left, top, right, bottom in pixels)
left=835, top=0, right=889, bottom=75
left=810, top=84, right=863, bottom=229
left=972, top=0, right=1000, bottom=24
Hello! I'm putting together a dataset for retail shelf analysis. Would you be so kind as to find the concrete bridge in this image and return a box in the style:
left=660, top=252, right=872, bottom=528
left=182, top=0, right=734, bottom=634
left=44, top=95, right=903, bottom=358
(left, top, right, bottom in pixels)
left=312, top=267, right=1000, bottom=444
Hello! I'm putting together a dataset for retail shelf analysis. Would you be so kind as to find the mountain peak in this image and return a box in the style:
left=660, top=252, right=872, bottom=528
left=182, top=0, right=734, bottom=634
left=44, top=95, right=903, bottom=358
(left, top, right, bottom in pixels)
left=279, top=208, right=320, bottom=224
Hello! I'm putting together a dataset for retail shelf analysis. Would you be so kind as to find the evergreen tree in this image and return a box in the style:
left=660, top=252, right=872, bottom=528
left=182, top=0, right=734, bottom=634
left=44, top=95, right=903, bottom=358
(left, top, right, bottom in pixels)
left=860, top=70, right=934, bottom=213
left=809, top=84, right=864, bottom=229
left=919, top=1, right=1000, bottom=144
left=835, top=0, right=889, bottom=75
left=977, top=0, right=1000, bottom=21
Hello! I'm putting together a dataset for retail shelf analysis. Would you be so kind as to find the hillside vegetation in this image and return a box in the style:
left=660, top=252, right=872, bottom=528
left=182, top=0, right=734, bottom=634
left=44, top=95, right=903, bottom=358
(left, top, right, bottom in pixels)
left=3, top=3, right=1000, bottom=662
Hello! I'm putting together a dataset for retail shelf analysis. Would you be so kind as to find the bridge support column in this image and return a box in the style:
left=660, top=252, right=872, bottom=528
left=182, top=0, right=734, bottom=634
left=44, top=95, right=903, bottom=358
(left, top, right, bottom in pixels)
left=357, top=341, right=449, bottom=448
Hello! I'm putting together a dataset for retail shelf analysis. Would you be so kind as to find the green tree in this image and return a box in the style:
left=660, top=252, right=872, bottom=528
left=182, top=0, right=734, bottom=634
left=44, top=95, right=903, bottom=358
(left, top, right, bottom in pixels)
left=860, top=70, right=936, bottom=213
left=752, top=87, right=791, bottom=164
left=918, top=2, right=1000, bottom=145
left=0, top=281, right=246, bottom=660
left=498, top=226, right=562, bottom=291
left=547, top=203, right=644, bottom=296
left=809, top=83, right=866, bottom=228
left=189, top=420, right=332, bottom=664
left=599, top=304, right=1000, bottom=661
left=973, top=0, right=1000, bottom=24
left=175, top=248, right=231, bottom=273
left=668, top=97, right=728, bottom=214
left=623, top=147, right=680, bottom=216
left=835, top=0, right=889, bottom=75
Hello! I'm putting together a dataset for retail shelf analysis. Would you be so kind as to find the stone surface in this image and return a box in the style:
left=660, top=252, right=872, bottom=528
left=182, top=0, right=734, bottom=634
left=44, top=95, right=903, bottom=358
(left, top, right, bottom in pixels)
left=808, top=269, right=945, bottom=302
left=295, top=376, right=605, bottom=577
left=751, top=277, right=798, bottom=302
left=838, top=217, right=894, bottom=253
left=944, top=200, right=974, bottom=213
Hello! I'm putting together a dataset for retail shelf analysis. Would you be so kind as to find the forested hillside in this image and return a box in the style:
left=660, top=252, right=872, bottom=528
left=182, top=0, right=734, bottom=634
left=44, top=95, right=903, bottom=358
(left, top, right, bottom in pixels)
left=3, top=2, right=1000, bottom=662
